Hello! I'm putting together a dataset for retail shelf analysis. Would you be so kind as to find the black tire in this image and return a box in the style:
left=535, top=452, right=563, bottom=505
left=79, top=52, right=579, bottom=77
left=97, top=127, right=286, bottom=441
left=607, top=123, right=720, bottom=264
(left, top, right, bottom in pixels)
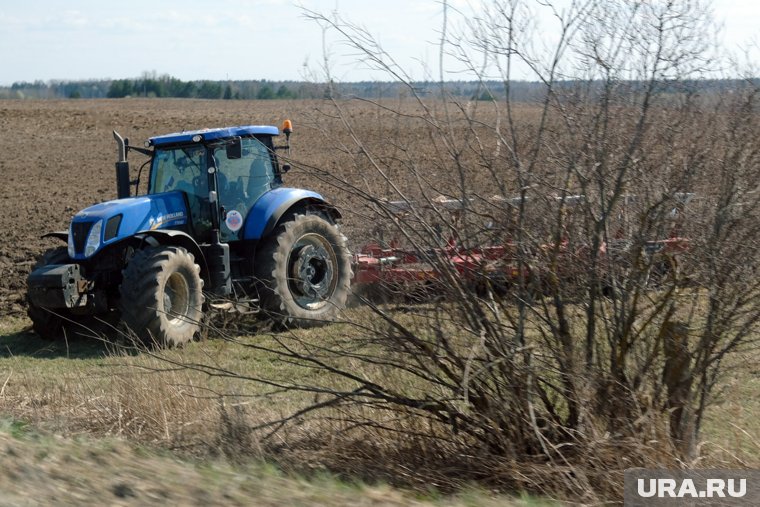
left=26, top=247, right=71, bottom=340
left=119, top=246, right=204, bottom=347
left=255, top=214, right=352, bottom=327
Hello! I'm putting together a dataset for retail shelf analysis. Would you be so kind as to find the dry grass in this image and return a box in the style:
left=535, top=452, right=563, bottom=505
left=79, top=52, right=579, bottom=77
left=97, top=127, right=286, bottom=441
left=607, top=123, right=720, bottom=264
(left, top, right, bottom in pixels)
left=0, top=314, right=568, bottom=505
left=0, top=305, right=757, bottom=504
left=0, top=418, right=558, bottom=507
left=700, top=345, right=760, bottom=466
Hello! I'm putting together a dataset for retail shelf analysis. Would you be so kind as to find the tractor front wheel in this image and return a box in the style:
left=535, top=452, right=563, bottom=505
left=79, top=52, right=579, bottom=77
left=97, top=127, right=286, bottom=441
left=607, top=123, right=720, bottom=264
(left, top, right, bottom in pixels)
left=119, top=246, right=204, bottom=347
left=256, top=214, right=352, bottom=327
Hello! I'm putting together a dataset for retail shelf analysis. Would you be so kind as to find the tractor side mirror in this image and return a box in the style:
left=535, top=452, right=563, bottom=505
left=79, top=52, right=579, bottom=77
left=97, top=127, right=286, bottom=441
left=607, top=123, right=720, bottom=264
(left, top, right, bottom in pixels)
left=225, top=137, right=242, bottom=159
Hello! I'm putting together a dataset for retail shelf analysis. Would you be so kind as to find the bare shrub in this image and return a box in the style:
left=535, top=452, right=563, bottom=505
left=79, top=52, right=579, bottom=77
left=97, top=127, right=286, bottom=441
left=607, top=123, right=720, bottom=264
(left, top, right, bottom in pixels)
left=249, top=0, right=760, bottom=499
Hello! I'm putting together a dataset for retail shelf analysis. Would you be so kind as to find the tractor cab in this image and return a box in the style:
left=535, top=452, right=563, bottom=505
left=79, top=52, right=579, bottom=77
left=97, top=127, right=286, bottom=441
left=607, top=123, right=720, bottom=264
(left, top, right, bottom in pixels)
left=146, top=126, right=284, bottom=242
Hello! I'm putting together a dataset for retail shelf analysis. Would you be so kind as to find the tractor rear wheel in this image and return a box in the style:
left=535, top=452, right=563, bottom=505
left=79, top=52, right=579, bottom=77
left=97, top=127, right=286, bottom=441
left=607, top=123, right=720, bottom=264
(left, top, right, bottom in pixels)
left=255, top=214, right=352, bottom=327
left=26, top=247, right=71, bottom=340
left=119, top=246, right=204, bottom=347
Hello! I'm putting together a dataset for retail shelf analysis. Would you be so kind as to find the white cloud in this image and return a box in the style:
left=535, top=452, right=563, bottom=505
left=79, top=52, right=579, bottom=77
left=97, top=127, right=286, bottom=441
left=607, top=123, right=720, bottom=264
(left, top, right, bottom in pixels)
left=59, top=10, right=89, bottom=28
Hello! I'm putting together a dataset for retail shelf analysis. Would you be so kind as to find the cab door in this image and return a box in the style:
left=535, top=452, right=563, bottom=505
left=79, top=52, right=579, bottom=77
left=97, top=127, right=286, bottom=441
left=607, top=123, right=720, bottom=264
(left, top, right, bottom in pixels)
left=213, top=137, right=276, bottom=241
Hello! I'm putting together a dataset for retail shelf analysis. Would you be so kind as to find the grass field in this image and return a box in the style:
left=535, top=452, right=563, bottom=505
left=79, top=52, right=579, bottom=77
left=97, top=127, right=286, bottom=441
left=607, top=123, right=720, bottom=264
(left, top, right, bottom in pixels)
left=0, top=416, right=552, bottom=507
left=0, top=315, right=566, bottom=505
left=0, top=306, right=757, bottom=504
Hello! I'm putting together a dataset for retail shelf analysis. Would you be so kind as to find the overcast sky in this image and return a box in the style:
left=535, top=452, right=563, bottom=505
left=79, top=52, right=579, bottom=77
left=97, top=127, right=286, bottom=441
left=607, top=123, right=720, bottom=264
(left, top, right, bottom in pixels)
left=0, top=0, right=757, bottom=85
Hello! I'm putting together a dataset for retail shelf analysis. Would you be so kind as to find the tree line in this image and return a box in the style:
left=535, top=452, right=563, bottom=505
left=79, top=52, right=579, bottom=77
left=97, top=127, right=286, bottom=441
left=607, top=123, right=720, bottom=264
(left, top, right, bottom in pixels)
left=1, top=73, right=755, bottom=101
left=1, top=75, right=305, bottom=100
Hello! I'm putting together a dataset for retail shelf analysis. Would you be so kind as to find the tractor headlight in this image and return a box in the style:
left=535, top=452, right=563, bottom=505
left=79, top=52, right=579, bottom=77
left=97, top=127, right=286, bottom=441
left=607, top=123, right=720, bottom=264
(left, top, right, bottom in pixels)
left=84, top=220, right=102, bottom=258
left=67, top=226, right=76, bottom=258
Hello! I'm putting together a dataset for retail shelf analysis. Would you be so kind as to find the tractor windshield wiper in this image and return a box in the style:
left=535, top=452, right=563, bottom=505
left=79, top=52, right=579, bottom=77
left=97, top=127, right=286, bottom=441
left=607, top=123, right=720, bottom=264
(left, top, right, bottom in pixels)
left=180, top=147, right=204, bottom=173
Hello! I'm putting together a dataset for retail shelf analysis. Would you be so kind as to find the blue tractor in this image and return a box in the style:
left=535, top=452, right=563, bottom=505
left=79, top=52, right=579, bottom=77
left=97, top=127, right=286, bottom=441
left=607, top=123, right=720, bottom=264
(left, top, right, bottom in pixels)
left=26, top=122, right=352, bottom=346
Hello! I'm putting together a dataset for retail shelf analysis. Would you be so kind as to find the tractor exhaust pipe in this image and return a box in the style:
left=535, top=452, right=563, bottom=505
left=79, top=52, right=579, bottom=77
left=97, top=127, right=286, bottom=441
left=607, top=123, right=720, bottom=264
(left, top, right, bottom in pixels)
left=113, top=130, right=130, bottom=199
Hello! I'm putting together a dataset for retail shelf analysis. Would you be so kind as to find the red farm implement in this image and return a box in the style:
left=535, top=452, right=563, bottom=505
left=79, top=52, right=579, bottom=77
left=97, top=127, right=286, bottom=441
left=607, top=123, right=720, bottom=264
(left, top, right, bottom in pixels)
left=351, top=195, right=691, bottom=295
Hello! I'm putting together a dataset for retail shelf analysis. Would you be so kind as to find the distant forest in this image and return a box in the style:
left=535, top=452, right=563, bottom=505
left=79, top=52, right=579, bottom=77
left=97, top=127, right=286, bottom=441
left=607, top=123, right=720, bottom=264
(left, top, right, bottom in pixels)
left=0, top=72, right=755, bottom=101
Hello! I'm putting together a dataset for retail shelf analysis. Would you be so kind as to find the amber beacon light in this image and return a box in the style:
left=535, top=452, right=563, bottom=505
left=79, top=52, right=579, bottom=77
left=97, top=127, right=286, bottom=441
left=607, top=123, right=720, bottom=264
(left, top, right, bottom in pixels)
left=282, top=119, right=293, bottom=142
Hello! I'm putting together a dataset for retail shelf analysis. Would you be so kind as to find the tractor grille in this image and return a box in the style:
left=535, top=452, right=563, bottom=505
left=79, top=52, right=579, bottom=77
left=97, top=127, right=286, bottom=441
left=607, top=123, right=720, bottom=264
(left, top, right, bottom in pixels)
left=71, top=221, right=94, bottom=255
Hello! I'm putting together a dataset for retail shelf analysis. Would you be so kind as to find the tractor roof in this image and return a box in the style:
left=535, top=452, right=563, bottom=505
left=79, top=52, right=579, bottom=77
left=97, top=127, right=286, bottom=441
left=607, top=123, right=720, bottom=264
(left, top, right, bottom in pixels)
left=149, top=125, right=279, bottom=147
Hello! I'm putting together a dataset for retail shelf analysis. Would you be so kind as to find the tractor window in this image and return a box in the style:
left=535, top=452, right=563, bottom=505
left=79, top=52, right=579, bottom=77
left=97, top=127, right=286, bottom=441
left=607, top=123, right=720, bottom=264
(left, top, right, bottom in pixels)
left=213, top=137, right=275, bottom=241
left=150, top=146, right=211, bottom=238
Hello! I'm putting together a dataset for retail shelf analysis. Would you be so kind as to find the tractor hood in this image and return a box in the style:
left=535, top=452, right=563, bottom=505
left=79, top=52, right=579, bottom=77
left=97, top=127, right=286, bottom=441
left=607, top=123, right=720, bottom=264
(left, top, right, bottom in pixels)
left=67, top=192, right=188, bottom=260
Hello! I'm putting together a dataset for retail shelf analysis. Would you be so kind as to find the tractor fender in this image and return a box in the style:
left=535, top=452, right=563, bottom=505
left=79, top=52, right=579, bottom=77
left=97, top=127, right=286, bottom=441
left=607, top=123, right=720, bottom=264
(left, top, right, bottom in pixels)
left=131, top=230, right=209, bottom=282
left=242, top=187, right=341, bottom=240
